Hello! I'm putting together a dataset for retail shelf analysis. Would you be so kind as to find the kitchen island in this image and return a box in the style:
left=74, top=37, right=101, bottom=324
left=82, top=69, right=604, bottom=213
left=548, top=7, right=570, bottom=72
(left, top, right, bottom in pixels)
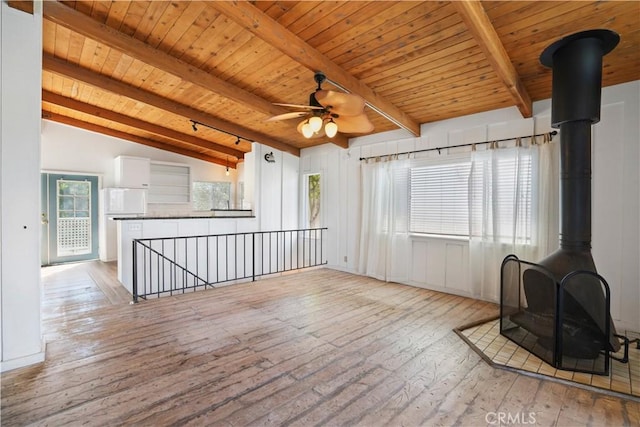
left=113, top=213, right=257, bottom=296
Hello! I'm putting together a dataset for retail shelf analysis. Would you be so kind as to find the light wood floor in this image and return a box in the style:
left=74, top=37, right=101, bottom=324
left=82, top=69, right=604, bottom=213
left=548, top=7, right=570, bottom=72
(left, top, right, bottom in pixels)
left=2, top=261, right=638, bottom=426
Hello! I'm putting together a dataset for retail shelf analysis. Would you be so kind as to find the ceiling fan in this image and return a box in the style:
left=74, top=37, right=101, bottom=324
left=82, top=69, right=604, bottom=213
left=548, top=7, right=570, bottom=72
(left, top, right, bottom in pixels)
left=266, top=72, right=373, bottom=139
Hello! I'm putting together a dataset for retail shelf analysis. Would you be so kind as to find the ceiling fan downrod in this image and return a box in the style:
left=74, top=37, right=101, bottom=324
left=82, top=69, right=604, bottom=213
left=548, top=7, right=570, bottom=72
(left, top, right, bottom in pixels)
left=314, top=71, right=326, bottom=90
left=309, top=72, right=327, bottom=109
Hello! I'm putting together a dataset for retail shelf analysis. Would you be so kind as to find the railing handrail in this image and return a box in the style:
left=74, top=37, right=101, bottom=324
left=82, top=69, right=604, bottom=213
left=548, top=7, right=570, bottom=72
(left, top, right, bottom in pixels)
left=134, top=227, right=327, bottom=243
left=132, top=227, right=328, bottom=302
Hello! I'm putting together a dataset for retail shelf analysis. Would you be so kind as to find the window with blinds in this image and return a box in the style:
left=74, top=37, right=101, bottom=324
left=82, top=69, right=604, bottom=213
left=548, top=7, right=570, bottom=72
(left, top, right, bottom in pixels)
left=409, top=160, right=472, bottom=236
left=409, top=151, right=534, bottom=240
left=469, top=152, right=534, bottom=243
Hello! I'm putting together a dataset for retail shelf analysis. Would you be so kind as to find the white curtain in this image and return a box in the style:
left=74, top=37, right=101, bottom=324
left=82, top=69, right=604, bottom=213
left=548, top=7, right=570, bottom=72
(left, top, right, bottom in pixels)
left=469, top=139, right=559, bottom=301
left=358, top=157, right=410, bottom=282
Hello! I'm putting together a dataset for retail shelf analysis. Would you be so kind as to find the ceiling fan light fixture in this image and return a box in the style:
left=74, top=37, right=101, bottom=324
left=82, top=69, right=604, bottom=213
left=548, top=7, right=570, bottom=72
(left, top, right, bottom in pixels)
left=325, top=119, right=338, bottom=138
left=301, top=121, right=314, bottom=138
left=309, top=115, right=323, bottom=133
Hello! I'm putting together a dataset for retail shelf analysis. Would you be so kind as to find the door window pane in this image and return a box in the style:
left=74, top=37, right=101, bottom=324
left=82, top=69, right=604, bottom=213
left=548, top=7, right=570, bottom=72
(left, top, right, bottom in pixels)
left=59, top=196, right=74, bottom=211
left=56, top=179, right=92, bottom=256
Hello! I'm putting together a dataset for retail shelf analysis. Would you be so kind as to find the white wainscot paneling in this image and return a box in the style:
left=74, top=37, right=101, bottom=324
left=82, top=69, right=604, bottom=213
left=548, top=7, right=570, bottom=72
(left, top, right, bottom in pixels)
left=409, top=238, right=471, bottom=297
left=410, top=240, right=431, bottom=284
left=424, top=240, right=447, bottom=287
left=444, top=243, right=469, bottom=293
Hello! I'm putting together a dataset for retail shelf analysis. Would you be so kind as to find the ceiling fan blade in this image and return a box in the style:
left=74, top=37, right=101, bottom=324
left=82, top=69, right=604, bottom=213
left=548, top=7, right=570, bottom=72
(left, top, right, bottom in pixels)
left=273, top=102, right=323, bottom=110
left=314, top=90, right=366, bottom=116
left=333, top=113, right=374, bottom=134
left=265, top=112, right=309, bottom=122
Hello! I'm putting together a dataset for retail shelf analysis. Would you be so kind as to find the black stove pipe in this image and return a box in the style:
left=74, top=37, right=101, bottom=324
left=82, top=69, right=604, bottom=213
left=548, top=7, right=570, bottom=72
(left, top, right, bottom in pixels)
left=535, top=29, right=621, bottom=353
left=541, top=30, right=619, bottom=251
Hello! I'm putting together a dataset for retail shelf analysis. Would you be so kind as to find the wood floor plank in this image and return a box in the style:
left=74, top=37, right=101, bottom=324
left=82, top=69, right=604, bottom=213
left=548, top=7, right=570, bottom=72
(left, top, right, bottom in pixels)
left=1, top=261, right=638, bottom=426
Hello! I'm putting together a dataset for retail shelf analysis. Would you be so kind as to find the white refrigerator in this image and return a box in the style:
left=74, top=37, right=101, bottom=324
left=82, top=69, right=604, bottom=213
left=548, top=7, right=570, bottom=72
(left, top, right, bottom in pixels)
left=99, top=188, right=147, bottom=262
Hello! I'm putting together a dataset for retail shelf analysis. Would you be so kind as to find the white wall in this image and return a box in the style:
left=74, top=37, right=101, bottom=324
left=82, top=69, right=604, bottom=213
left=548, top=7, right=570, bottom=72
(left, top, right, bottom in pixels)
left=302, top=81, right=640, bottom=332
left=1, top=1, right=44, bottom=371
left=42, top=121, right=240, bottom=261
left=250, top=143, right=299, bottom=231
left=594, top=84, right=640, bottom=332
left=42, top=120, right=238, bottom=201
left=41, top=121, right=300, bottom=261
left=115, top=142, right=299, bottom=295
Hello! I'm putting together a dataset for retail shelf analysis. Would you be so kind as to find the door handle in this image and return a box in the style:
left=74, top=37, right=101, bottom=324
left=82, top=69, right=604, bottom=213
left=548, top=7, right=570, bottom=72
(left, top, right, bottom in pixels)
left=41, top=212, right=49, bottom=225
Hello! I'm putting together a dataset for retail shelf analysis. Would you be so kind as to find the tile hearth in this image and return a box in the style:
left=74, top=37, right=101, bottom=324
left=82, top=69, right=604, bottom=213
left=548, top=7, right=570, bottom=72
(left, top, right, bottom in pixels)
left=458, top=318, right=639, bottom=399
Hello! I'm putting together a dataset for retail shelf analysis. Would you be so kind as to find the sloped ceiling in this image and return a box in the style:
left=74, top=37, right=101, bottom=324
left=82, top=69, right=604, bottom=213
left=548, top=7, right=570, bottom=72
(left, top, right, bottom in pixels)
left=10, top=1, right=640, bottom=167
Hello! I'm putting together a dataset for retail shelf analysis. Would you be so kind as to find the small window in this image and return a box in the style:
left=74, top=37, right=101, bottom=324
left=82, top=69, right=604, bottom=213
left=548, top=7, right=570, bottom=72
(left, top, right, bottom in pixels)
left=192, top=181, right=231, bottom=211
left=305, top=174, right=321, bottom=228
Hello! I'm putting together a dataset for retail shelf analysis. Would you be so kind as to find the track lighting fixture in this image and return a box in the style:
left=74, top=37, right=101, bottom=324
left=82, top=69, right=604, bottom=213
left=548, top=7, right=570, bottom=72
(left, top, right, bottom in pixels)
left=189, top=119, right=251, bottom=145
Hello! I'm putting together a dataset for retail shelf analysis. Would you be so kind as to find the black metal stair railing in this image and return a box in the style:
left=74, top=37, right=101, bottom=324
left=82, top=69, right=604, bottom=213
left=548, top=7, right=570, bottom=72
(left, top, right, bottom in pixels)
left=132, top=228, right=327, bottom=302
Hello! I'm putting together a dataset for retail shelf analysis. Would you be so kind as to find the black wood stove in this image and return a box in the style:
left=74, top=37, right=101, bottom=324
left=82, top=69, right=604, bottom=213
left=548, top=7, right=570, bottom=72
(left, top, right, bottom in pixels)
left=500, top=30, right=629, bottom=375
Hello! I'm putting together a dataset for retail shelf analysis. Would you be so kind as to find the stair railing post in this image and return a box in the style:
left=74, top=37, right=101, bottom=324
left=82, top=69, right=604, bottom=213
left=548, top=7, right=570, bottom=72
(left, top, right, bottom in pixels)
left=132, top=239, right=138, bottom=303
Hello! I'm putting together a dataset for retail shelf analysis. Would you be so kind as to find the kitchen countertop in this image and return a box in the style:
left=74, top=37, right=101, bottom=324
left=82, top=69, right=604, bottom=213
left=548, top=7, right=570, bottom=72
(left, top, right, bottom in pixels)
left=110, top=214, right=255, bottom=220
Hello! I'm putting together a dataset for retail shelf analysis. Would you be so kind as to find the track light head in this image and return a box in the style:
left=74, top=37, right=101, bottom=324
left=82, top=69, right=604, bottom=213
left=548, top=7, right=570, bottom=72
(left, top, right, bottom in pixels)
left=189, top=119, right=248, bottom=145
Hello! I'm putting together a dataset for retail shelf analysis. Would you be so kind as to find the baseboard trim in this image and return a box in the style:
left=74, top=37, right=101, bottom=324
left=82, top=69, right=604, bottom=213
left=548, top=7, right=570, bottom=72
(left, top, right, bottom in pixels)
left=1, top=340, right=46, bottom=373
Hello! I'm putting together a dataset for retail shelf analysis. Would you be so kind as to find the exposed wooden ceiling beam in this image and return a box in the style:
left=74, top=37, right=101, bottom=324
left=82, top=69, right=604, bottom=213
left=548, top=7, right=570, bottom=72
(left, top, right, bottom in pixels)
left=209, top=1, right=421, bottom=137
left=41, top=0, right=348, bottom=150
left=42, top=91, right=244, bottom=160
left=43, top=54, right=301, bottom=157
left=42, top=0, right=287, bottom=119
left=7, top=1, right=33, bottom=14
left=42, top=111, right=236, bottom=168
left=452, top=0, right=532, bottom=118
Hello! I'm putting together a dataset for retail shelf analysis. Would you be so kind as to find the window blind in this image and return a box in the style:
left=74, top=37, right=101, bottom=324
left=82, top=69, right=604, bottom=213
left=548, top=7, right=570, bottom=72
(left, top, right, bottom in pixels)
left=409, top=151, right=534, bottom=240
left=494, top=153, right=533, bottom=243
left=409, top=160, right=472, bottom=236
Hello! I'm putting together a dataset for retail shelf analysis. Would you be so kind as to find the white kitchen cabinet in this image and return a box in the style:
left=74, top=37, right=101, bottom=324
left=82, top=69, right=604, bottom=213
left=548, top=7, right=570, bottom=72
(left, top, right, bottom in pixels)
left=114, top=156, right=150, bottom=189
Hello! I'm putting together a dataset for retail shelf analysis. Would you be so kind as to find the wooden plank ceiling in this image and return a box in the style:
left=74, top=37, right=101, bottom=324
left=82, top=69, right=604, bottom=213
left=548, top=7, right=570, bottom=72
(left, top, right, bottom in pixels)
left=16, top=1, right=640, bottom=166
